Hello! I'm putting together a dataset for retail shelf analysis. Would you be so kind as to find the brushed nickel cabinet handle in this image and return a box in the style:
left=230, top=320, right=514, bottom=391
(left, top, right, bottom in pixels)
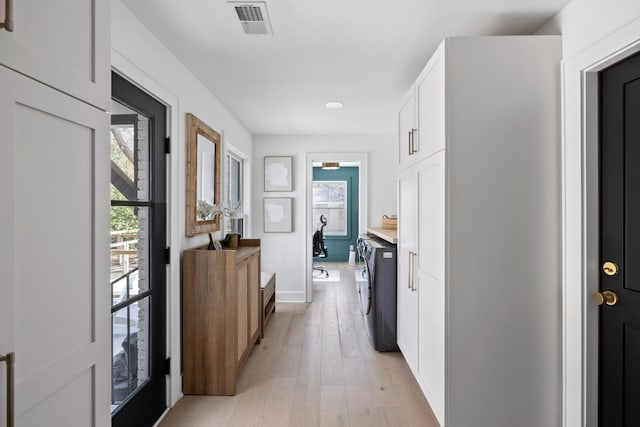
left=0, top=0, right=14, bottom=32
left=0, top=352, right=14, bottom=427
left=408, top=131, right=413, bottom=156
left=411, top=129, right=418, bottom=153
left=411, top=252, right=417, bottom=291
left=408, top=252, right=413, bottom=289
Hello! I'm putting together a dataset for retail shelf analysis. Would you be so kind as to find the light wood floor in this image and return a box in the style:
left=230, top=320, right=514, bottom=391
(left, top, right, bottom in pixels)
left=159, top=263, right=439, bottom=427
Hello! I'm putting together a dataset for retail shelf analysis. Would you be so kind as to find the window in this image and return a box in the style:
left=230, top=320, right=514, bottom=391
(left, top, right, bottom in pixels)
left=313, top=181, right=347, bottom=235
left=226, top=152, right=245, bottom=235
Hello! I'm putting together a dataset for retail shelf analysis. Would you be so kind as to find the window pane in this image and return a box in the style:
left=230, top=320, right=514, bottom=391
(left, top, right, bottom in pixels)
left=111, top=206, right=150, bottom=303
left=313, top=181, right=347, bottom=236
left=231, top=218, right=244, bottom=236
left=230, top=157, right=241, bottom=206
left=111, top=297, right=150, bottom=410
left=225, top=154, right=244, bottom=235
left=110, top=112, right=150, bottom=202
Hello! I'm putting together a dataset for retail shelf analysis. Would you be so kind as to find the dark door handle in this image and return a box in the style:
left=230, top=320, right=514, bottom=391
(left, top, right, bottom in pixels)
left=0, top=352, right=14, bottom=427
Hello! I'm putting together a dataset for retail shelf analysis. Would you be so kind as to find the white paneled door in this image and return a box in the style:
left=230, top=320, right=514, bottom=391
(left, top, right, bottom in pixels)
left=0, top=65, right=110, bottom=427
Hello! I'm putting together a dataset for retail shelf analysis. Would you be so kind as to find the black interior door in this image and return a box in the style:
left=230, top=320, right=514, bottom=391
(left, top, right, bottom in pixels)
left=599, top=50, right=640, bottom=427
left=111, top=72, right=167, bottom=427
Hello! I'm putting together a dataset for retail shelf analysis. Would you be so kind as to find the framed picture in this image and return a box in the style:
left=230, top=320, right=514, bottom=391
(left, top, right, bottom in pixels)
left=264, top=156, right=293, bottom=191
left=264, top=197, right=293, bottom=232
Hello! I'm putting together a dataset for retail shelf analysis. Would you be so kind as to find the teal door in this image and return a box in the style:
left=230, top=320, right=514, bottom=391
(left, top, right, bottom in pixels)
left=313, top=166, right=359, bottom=262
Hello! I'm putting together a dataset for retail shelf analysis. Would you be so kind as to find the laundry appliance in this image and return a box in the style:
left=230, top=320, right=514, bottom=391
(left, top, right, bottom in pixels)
left=356, top=234, right=399, bottom=352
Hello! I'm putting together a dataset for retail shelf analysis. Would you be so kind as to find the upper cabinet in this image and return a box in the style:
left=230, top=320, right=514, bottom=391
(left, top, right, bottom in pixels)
left=0, top=0, right=110, bottom=110
left=415, top=46, right=445, bottom=162
left=398, top=43, right=446, bottom=171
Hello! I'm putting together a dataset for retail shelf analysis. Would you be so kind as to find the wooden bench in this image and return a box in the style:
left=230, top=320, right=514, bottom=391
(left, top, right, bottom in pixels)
left=260, top=272, right=276, bottom=339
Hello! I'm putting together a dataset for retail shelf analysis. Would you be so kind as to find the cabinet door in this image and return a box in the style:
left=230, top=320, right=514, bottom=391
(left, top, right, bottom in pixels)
left=415, top=48, right=445, bottom=161
left=397, top=169, right=418, bottom=371
left=0, top=0, right=109, bottom=110
left=236, top=262, right=249, bottom=362
left=415, top=152, right=446, bottom=425
left=248, top=254, right=260, bottom=340
left=0, top=66, right=110, bottom=427
left=398, top=88, right=416, bottom=170
left=416, top=269, right=445, bottom=424
left=417, top=151, right=445, bottom=279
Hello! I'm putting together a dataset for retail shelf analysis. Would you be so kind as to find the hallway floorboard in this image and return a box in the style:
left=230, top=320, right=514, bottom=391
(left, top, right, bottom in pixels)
left=159, top=263, right=439, bottom=427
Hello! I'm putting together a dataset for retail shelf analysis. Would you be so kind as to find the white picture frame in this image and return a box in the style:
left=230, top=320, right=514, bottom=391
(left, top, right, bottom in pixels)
left=264, top=156, right=293, bottom=191
left=263, top=197, right=293, bottom=232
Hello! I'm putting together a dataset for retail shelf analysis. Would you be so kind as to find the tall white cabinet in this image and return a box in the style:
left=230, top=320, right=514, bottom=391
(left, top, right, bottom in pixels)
left=397, top=36, right=562, bottom=427
left=0, top=2, right=110, bottom=426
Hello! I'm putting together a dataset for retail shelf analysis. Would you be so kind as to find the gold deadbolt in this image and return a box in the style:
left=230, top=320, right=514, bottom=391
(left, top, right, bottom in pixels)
left=602, top=261, right=619, bottom=276
left=592, top=290, right=618, bottom=306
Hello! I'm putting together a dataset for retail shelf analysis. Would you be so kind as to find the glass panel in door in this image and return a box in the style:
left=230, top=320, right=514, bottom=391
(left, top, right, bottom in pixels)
left=110, top=71, right=167, bottom=427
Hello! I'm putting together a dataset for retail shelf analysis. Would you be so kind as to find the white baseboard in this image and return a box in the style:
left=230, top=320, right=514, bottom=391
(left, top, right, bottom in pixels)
left=276, top=291, right=306, bottom=303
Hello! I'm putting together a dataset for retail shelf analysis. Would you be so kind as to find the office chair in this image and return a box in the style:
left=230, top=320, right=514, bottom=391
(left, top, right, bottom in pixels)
left=313, top=215, right=329, bottom=278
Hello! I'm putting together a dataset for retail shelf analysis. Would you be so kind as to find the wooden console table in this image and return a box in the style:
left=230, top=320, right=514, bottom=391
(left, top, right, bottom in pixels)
left=182, top=239, right=261, bottom=395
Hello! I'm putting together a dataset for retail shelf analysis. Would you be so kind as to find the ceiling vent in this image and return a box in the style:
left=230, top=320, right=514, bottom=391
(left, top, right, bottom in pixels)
left=228, top=1, right=273, bottom=36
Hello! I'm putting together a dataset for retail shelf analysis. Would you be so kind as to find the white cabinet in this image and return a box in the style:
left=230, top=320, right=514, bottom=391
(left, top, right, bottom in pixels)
left=0, top=0, right=110, bottom=110
left=0, top=3, right=110, bottom=426
left=415, top=152, right=445, bottom=420
left=397, top=45, right=446, bottom=171
left=397, top=168, right=418, bottom=369
left=398, top=152, right=446, bottom=421
left=415, top=48, right=445, bottom=161
left=396, top=36, right=562, bottom=427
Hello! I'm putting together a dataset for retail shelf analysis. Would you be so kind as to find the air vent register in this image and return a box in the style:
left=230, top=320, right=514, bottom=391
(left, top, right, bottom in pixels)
left=228, top=1, right=273, bottom=36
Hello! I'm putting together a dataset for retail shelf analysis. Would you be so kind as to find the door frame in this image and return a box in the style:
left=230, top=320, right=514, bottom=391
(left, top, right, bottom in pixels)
left=111, top=50, right=182, bottom=410
left=305, top=152, right=368, bottom=302
left=563, top=20, right=640, bottom=427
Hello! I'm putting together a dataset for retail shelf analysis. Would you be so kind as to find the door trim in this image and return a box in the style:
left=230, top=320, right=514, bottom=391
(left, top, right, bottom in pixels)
left=562, top=20, right=640, bottom=427
left=111, top=49, right=181, bottom=409
left=305, top=152, right=368, bottom=302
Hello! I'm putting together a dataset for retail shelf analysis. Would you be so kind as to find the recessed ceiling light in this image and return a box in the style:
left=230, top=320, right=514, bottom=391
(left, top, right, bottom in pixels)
left=326, top=101, right=343, bottom=110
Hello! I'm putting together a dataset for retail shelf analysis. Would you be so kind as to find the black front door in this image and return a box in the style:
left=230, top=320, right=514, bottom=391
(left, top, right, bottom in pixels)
left=599, top=50, right=640, bottom=427
left=110, top=72, right=167, bottom=427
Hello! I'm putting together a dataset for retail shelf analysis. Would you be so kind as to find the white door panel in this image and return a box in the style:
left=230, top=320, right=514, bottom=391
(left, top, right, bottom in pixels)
left=18, top=368, right=94, bottom=427
left=0, top=65, right=110, bottom=427
left=416, top=269, right=445, bottom=423
left=397, top=170, right=418, bottom=370
left=417, top=152, right=446, bottom=280
left=0, top=0, right=109, bottom=110
left=416, top=54, right=445, bottom=160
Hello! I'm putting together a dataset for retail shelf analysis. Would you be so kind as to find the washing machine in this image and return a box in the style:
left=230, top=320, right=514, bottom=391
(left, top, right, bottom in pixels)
left=356, top=234, right=399, bottom=352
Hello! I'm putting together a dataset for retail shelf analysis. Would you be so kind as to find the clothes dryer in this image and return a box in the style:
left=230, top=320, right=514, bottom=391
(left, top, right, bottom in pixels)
left=356, top=234, right=399, bottom=352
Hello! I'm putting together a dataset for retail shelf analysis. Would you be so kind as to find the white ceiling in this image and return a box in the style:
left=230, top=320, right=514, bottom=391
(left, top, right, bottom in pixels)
left=120, top=0, right=570, bottom=136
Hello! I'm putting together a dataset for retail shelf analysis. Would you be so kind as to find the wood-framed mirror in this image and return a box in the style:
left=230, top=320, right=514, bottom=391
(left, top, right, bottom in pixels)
left=186, top=113, right=222, bottom=236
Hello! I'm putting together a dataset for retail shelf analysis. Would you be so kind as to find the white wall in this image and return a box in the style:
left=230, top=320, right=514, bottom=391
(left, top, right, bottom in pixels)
left=252, top=135, right=397, bottom=302
left=537, top=0, right=640, bottom=60
left=537, top=1, right=640, bottom=426
left=112, top=0, right=253, bottom=248
left=111, top=0, right=254, bottom=407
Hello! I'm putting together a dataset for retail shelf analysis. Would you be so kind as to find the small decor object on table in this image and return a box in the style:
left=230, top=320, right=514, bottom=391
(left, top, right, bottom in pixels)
left=224, top=233, right=240, bottom=249
left=213, top=240, right=222, bottom=251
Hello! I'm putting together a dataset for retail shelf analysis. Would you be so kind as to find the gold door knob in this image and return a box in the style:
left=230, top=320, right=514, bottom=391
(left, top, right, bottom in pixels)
left=603, top=261, right=619, bottom=276
left=592, top=290, right=618, bottom=306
